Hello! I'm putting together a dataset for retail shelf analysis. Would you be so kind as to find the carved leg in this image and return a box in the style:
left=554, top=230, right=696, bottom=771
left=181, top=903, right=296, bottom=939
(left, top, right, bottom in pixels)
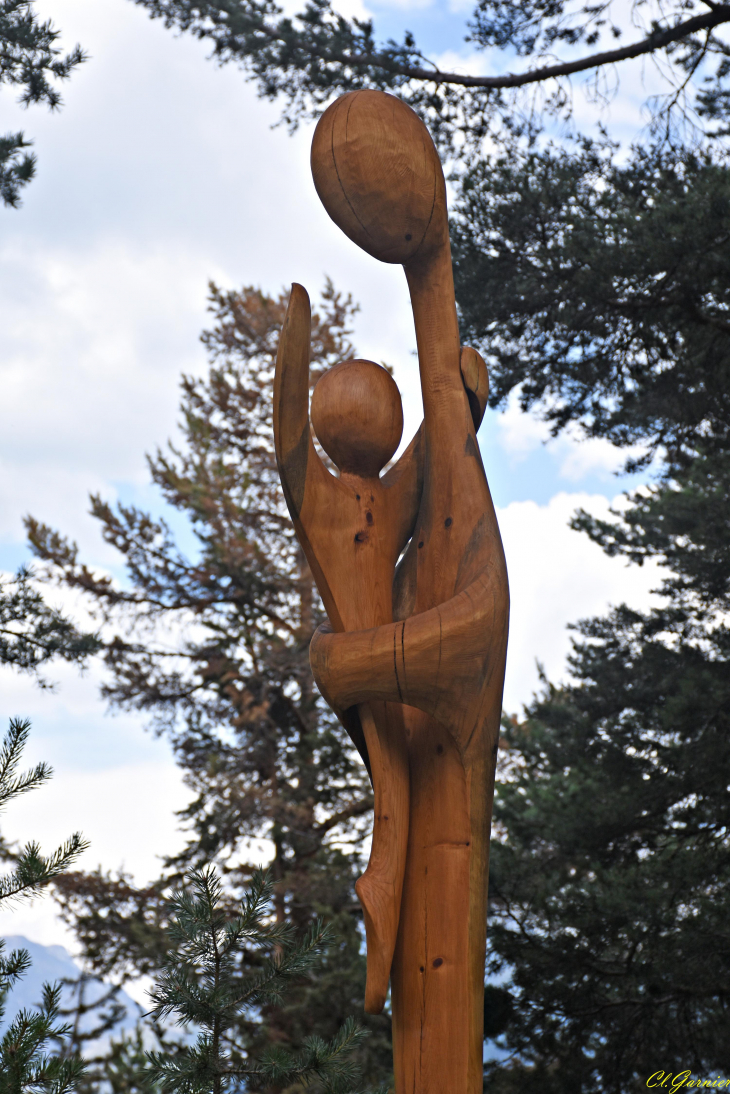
left=356, top=700, right=410, bottom=1015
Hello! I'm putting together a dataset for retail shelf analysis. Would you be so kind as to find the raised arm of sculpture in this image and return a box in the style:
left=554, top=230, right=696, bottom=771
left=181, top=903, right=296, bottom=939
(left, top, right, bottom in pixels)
left=308, top=90, right=508, bottom=766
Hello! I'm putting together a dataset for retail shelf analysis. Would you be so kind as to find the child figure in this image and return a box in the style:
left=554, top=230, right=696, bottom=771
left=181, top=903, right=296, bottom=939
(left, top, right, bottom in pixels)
left=274, top=282, right=488, bottom=1015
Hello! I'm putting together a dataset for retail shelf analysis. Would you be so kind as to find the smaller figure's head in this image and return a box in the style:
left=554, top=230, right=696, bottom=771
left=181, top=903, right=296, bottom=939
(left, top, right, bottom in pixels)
left=311, top=359, right=403, bottom=479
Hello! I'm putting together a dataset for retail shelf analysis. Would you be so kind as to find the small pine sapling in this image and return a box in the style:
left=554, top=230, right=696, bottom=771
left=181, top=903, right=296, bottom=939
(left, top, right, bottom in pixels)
left=146, top=867, right=386, bottom=1093
left=0, top=717, right=89, bottom=1091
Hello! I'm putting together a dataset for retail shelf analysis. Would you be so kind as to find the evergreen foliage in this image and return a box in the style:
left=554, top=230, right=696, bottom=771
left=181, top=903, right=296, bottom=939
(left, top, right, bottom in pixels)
left=30, top=284, right=392, bottom=1088
left=0, top=567, right=101, bottom=685
left=485, top=530, right=730, bottom=1084
left=0, top=717, right=87, bottom=900
left=129, top=0, right=730, bottom=150
left=0, top=129, right=34, bottom=206
left=0, top=0, right=85, bottom=206
left=448, top=135, right=730, bottom=1086
left=0, top=978, right=82, bottom=1094
left=0, top=717, right=88, bottom=1090
left=147, top=866, right=376, bottom=1093
left=452, top=140, right=730, bottom=473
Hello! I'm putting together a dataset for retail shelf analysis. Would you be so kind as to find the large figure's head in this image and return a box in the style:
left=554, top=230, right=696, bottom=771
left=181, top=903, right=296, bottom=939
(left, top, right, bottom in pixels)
left=311, top=359, right=403, bottom=479
left=311, top=90, right=446, bottom=265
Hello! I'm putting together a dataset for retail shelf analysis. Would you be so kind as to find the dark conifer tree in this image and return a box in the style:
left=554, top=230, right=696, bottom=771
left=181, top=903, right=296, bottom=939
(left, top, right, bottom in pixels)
left=445, top=141, right=730, bottom=1086
left=482, top=466, right=730, bottom=1085
left=451, top=140, right=730, bottom=472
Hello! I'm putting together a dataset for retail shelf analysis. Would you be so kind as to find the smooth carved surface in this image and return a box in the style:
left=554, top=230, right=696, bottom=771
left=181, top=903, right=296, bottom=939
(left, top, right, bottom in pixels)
left=311, top=358, right=403, bottom=479
left=276, top=89, right=509, bottom=1093
left=311, top=91, right=442, bottom=266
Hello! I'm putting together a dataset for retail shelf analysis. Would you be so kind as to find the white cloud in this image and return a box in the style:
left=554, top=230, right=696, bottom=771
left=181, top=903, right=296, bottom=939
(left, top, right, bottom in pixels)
left=432, top=46, right=493, bottom=78
left=0, top=757, right=189, bottom=957
left=371, top=0, right=435, bottom=9
left=495, top=395, right=553, bottom=462
left=331, top=0, right=375, bottom=14
left=557, top=434, right=634, bottom=481
left=0, top=760, right=189, bottom=885
left=498, top=491, right=663, bottom=713
left=492, top=391, right=647, bottom=484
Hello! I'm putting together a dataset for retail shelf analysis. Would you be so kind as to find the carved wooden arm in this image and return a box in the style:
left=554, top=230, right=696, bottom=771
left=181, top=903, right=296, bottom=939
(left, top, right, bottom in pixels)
left=311, top=553, right=508, bottom=763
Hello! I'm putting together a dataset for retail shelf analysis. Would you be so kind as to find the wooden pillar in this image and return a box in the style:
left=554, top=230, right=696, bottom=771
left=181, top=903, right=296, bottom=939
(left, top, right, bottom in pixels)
left=391, top=714, right=496, bottom=1093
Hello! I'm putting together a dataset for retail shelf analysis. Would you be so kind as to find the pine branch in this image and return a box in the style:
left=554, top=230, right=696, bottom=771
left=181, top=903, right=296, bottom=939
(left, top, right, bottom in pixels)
left=197, top=0, right=730, bottom=92
left=0, top=716, right=50, bottom=806
left=0, top=982, right=85, bottom=1092
left=0, top=834, right=88, bottom=902
left=0, top=130, right=35, bottom=207
left=0, top=719, right=88, bottom=904
left=146, top=866, right=377, bottom=1093
left=0, top=569, right=101, bottom=686
left=0, top=1, right=85, bottom=205
left=0, top=717, right=87, bottom=1091
left=131, top=0, right=730, bottom=146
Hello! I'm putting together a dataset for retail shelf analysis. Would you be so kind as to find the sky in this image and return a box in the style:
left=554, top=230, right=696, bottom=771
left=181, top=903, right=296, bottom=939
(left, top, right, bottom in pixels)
left=0, top=0, right=666, bottom=964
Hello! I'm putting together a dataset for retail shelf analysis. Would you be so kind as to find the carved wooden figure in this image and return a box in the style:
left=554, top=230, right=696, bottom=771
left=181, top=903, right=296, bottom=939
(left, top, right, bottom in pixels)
left=274, top=90, right=509, bottom=1094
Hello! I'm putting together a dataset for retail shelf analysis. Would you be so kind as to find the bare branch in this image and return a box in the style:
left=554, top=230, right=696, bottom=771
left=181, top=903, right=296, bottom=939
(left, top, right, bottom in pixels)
left=304, top=5, right=730, bottom=90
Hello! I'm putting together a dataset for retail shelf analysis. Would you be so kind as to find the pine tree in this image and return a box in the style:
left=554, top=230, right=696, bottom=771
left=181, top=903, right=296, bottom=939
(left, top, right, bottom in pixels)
left=129, top=0, right=730, bottom=152
left=451, top=139, right=730, bottom=473
left=30, top=282, right=392, bottom=1087
left=0, top=566, right=101, bottom=683
left=444, top=138, right=730, bottom=1086
left=0, top=717, right=88, bottom=1090
left=482, top=482, right=730, bottom=1086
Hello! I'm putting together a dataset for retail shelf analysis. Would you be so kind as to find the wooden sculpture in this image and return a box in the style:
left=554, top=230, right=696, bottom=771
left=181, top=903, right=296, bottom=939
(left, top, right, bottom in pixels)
left=274, top=90, right=509, bottom=1094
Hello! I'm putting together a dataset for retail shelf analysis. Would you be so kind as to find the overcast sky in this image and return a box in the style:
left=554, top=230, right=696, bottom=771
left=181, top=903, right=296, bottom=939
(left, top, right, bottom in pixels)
left=0, top=0, right=665, bottom=960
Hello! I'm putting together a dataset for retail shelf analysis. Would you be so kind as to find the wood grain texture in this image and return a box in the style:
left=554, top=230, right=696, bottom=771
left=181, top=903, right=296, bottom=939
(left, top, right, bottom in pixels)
left=277, top=88, right=509, bottom=1092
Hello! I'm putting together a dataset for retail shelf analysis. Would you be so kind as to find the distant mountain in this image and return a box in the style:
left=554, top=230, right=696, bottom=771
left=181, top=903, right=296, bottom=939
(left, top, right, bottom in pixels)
left=1, top=935, right=143, bottom=1044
